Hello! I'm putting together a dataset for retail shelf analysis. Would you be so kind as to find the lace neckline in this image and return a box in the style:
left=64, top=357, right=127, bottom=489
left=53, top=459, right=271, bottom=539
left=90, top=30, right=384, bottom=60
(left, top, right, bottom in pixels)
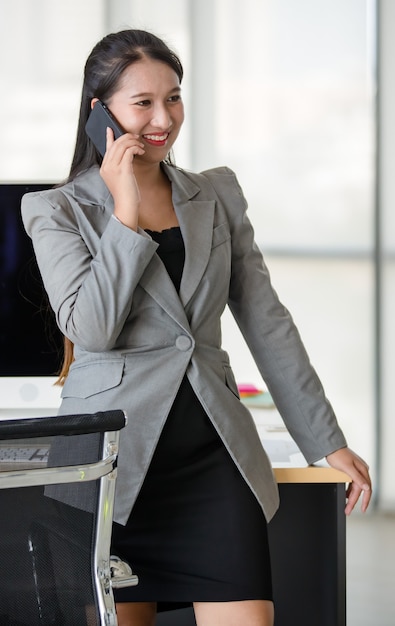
left=145, top=225, right=181, bottom=235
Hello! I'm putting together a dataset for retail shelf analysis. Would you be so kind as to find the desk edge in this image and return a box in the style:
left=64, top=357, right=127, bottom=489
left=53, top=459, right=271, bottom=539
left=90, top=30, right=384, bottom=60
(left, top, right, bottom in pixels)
left=273, top=466, right=350, bottom=484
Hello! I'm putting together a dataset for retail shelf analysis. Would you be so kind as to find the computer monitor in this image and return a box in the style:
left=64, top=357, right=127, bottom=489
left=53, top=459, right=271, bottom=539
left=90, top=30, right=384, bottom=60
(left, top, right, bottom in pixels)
left=0, top=183, right=63, bottom=410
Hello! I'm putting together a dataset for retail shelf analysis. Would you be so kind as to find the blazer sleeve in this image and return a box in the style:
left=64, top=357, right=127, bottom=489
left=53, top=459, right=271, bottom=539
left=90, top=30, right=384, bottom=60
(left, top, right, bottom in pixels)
left=201, top=167, right=347, bottom=464
left=21, top=188, right=158, bottom=352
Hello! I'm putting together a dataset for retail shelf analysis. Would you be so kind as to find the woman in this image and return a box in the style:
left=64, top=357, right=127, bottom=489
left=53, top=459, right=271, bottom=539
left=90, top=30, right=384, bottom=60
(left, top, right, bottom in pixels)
left=22, top=29, right=371, bottom=626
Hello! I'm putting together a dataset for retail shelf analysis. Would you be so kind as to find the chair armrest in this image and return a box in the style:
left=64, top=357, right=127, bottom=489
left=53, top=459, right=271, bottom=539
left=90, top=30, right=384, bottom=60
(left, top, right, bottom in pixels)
left=0, top=410, right=127, bottom=439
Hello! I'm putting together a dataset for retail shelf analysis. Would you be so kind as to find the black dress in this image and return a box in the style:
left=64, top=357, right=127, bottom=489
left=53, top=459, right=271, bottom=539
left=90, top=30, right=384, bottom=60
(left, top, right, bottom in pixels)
left=111, top=227, right=272, bottom=610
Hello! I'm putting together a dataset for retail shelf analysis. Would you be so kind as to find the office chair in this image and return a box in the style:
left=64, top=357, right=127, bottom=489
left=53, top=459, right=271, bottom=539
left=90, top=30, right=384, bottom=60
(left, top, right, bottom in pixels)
left=0, top=410, right=138, bottom=626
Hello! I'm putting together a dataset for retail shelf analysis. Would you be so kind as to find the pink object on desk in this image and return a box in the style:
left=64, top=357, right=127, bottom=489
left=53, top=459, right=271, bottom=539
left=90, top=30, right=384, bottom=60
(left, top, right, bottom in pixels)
left=237, top=383, right=264, bottom=397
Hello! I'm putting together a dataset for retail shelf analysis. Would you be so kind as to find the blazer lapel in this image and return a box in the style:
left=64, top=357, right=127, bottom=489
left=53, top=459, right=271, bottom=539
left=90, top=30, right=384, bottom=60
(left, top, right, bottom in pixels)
left=137, top=239, right=191, bottom=333
left=177, top=199, right=215, bottom=307
left=137, top=190, right=215, bottom=327
left=164, top=165, right=216, bottom=308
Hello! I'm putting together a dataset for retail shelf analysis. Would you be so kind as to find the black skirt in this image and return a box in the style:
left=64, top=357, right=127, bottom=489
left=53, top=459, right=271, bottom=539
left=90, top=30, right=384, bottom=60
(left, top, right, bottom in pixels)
left=111, top=378, right=273, bottom=609
left=111, top=227, right=272, bottom=609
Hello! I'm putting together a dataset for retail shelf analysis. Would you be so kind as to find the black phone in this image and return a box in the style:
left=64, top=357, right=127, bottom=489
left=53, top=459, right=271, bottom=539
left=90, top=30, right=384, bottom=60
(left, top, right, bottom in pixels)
left=85, top=101, right=124, bottom=156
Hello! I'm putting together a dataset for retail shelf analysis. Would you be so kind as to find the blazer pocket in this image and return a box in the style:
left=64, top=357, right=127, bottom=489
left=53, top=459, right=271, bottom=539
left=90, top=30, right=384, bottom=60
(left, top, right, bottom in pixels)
left=223, top=364, right=240, bottom=398
left=212, top=222, right=231, bottom=249
left=61, top=359, right=124, bottom=399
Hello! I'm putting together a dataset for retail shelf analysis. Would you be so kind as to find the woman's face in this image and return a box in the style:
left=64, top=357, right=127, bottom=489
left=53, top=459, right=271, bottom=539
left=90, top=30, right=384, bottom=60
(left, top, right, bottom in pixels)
left=105, top=57, right=184, bottom=163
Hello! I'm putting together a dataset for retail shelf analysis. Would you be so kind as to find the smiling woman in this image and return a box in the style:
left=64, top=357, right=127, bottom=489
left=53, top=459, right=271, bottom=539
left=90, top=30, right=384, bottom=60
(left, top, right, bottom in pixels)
left=20, top=27, right=371, bottom=626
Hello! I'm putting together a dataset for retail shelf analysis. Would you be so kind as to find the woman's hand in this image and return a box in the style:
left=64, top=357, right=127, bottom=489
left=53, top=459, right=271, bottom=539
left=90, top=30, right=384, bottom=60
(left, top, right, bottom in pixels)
left=326, top=447, right=372, bottom=515
left=99, top=128, right=145, bottom=230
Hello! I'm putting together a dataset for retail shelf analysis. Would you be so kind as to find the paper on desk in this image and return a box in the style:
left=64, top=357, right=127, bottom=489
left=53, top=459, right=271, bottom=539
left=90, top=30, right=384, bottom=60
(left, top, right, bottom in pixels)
left=248, top=407, right=308, bottom=467
left=260, top=439, right=307, bottom=467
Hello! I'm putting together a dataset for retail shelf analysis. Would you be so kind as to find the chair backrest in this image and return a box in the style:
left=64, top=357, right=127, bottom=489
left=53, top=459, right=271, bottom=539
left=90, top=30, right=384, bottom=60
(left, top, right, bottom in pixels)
left=0, top=410, right=126, bottom=626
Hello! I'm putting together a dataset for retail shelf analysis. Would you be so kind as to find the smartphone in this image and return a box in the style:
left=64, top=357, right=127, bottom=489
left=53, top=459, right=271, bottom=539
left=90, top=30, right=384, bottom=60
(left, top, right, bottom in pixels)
left=85, top=101, right=124, bottom=156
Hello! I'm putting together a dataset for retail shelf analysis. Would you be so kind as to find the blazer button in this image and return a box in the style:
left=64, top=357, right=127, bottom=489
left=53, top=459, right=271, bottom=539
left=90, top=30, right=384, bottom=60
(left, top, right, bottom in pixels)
left=175, top=335, right=192, bottom=351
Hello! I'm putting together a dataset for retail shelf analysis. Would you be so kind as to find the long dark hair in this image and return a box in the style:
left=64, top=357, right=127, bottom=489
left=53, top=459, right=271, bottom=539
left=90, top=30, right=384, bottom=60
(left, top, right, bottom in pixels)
left=68, top=29, right=183, bottom=181
left=56, top=30, right=183, bottom=385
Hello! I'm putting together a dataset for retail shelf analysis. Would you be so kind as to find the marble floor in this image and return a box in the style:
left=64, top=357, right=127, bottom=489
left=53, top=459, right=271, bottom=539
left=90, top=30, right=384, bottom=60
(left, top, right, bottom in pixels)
left=347, top=512, right=395, bottom=626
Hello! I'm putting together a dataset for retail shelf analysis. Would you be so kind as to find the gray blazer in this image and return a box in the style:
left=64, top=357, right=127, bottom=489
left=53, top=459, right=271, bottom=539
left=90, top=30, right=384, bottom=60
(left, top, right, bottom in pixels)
left=22, top=164, right=347, bottom=525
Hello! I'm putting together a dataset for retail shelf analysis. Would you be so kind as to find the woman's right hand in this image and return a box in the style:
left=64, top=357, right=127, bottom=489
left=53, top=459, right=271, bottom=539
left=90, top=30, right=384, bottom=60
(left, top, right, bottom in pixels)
left=99, top=127, right=145, bottom=231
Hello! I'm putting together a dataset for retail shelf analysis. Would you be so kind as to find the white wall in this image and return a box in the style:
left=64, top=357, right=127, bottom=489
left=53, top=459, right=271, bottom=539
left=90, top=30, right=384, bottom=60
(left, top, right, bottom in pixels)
left=378, top=0, right=395, bottom=509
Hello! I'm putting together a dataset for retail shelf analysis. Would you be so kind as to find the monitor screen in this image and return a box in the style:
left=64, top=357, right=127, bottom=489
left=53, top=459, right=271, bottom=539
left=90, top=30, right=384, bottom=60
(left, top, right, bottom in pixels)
left=0, top=184, right=63, bottom=377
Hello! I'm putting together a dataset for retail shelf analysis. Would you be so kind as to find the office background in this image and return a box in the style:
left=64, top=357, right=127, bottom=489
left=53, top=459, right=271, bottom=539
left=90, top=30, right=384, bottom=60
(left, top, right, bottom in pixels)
left=0, top=0, right=394, bottom=513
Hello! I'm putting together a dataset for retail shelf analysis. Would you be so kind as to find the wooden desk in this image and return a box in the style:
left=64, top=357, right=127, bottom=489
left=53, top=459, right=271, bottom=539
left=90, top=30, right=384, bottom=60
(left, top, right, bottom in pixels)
left=157, top=408, right=350, bottom=626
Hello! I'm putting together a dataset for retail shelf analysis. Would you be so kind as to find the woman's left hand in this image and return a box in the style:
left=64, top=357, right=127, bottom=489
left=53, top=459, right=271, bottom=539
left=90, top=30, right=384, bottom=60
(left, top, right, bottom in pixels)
left=326, top=447, right=372, bottom=515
